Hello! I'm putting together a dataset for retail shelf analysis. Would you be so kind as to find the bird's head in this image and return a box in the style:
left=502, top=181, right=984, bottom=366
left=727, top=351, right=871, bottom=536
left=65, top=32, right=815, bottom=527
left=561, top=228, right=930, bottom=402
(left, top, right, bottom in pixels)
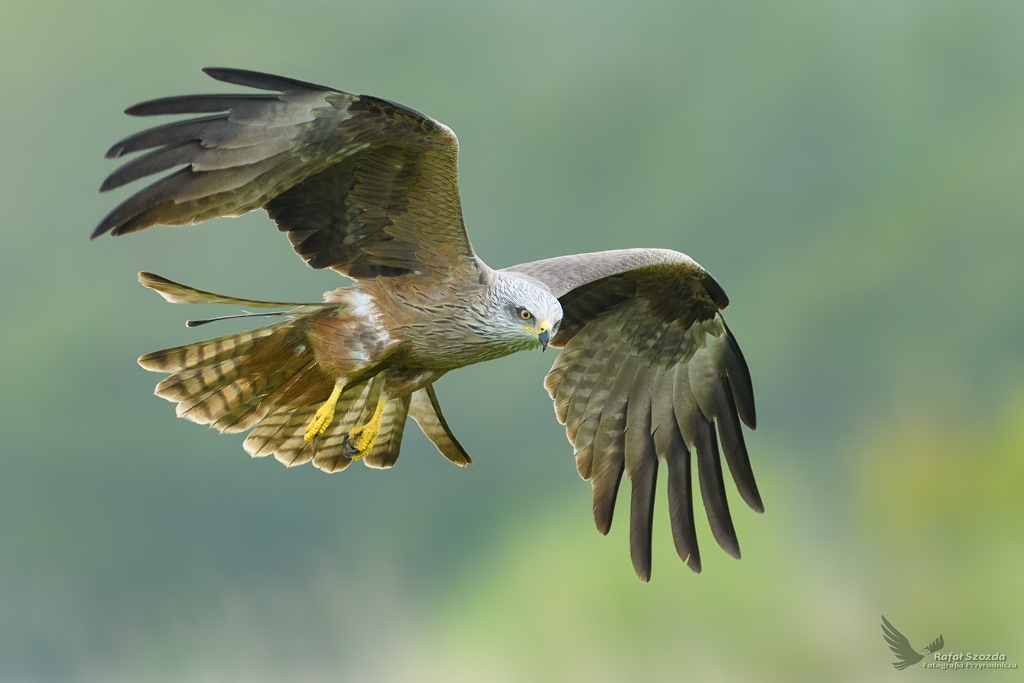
left=492, top=274, right=563, bottom=351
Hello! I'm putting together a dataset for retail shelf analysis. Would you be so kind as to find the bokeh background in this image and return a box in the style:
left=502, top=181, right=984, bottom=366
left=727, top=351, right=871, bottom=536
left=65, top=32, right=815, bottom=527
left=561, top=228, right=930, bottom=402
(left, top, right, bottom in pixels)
left=2, top=0, right=1023, bottom=680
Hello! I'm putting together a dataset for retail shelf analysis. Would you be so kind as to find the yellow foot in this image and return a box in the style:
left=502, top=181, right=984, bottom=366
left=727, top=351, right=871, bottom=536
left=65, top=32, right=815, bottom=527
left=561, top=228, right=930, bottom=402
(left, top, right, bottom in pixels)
left=304, top=384, right=344, bottom=442
left=342, top=397, right=387, bottom=460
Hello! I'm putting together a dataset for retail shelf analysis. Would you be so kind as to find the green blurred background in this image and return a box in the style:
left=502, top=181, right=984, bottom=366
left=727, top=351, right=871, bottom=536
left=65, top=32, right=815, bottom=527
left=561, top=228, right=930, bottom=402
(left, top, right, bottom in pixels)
left=2, top=0, right=1022, bottom=680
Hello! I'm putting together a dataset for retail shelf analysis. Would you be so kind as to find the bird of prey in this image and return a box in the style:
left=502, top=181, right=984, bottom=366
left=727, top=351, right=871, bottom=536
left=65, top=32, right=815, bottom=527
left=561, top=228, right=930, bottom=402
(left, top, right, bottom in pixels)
left=95, top=68, right=762, bottom=580
left=881, top=616, right=945, bottom=670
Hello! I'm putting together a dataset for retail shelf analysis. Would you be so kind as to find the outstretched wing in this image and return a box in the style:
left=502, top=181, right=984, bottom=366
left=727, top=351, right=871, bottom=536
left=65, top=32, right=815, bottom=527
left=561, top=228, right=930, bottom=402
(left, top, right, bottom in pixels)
left=881, top=616, right=924, bottom=670
left=96, top=68, right=477, bottom=282
left=503, top=249, right=760, bottom=580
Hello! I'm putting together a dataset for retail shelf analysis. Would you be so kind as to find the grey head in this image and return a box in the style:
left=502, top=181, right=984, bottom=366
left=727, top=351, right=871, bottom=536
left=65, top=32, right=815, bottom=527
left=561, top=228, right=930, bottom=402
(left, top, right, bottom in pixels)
left=488, top=271, right=563, bottom=351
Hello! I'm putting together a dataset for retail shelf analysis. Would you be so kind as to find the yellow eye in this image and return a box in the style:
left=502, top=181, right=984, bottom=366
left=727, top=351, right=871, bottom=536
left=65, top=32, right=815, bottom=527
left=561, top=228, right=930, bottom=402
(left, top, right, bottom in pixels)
left=519, top=308, right=532, bottom=320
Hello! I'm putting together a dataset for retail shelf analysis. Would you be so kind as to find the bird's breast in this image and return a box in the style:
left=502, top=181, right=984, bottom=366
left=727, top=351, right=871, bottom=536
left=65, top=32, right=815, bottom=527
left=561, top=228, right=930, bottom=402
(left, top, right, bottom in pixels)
left=367, top=285, right=526, bottom=369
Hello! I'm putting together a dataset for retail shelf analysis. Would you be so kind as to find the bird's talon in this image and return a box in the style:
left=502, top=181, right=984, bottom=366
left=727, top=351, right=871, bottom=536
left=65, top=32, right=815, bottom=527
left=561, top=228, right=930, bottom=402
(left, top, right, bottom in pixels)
left=341, top=423, right=376, bottom=461
left=303, top=406, right=333, bottom=441
left=304, top=384, right=343, bottom=442
left=340, top=398, right=386, bottom=460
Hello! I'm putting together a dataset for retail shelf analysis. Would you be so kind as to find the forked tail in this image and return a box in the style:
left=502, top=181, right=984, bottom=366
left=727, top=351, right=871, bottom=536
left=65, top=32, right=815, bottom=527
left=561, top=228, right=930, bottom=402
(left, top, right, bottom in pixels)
left=137, top=273, right=472, bottom=472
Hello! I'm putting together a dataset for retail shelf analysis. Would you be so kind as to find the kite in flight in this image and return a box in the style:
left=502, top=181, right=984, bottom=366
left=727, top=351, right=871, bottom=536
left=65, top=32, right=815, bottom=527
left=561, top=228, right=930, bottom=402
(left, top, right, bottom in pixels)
left=95, top=68, right=762, bottom=580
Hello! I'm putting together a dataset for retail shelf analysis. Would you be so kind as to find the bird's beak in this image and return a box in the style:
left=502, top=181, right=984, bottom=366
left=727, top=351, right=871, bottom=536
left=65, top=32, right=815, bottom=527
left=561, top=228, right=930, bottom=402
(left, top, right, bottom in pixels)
left=537, top=319, right=552, bottom=352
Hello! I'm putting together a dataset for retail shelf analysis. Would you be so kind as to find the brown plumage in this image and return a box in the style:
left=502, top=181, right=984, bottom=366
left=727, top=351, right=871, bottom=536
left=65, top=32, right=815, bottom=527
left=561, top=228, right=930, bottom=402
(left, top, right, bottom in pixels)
left=98, top=68, right=761, bottom=581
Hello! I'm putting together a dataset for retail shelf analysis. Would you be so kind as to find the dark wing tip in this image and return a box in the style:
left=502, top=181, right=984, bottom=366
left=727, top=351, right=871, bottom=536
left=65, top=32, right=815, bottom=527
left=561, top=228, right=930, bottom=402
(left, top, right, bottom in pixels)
left=124, top=100, right=168, bottom=116
left=203, top=66, right=335, bottom=93
left=593, top=477, right=623, bottom=537
left=629, top=519, right=654, bottom=582
left=707, top=502, right=742, bottom=559
left=722, top=321, right=757, bottom=429
left=91, top=208, right=125, bottom=238
left=124, top=94, right=277, bottom=117
left=90, top=221, right=111, bottom=239
left=98, top=174, right=120, bottom=193
left=92, top=206, right=147, bottom=238
left=702, top=271, right=730, bottom=309
left=104, top=114, right=230, bottom=161
left=721, top=538, right=742, bottom=560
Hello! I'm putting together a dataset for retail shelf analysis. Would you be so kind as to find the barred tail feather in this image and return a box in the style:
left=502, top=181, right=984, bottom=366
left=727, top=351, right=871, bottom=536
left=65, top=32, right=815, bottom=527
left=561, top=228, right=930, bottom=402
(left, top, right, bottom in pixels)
left=260, top=379, right=377, bottom=473
left=141, top=319, right=333, bottom=431
left=244, top=380, right=413, bottom=472
left=139, top=326, right=279, bottom=373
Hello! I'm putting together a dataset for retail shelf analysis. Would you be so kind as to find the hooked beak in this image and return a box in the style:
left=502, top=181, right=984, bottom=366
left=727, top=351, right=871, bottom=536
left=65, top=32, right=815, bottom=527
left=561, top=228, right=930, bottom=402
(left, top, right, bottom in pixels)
left=537, top=319, right=552, bottom=351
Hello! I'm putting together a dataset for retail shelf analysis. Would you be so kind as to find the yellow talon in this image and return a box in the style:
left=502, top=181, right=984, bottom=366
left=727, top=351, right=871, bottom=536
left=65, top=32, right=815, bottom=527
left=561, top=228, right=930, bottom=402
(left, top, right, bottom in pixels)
left=342, top=397, right=387, bottom=460
left=304, top=384, right=344, bottom=442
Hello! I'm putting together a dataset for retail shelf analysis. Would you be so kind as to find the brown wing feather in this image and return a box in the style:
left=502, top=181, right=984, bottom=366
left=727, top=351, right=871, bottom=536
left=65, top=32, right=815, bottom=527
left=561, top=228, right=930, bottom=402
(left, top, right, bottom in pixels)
left=524, top=248, right=758, bottom=578
left=624, top=367, right=658, bottom=582
left=408, top=385, right=473, bottom=466
left=651, top=367, right=702, bottom=573
left=96, top=68, right=477, bottom=283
